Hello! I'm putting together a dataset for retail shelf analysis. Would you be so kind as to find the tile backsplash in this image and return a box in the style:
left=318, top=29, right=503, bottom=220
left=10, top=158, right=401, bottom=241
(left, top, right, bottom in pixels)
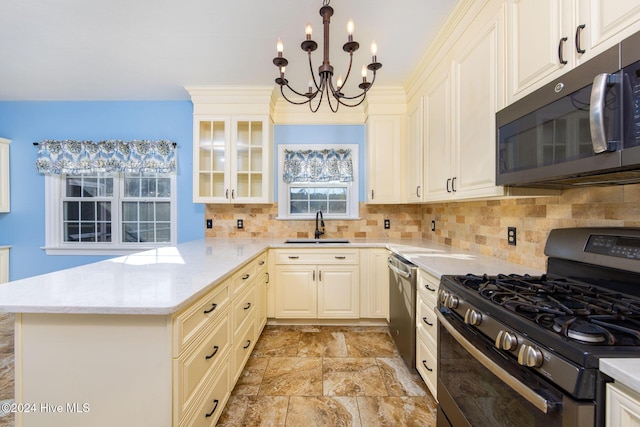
left=205, top=184, right=640, bottom=270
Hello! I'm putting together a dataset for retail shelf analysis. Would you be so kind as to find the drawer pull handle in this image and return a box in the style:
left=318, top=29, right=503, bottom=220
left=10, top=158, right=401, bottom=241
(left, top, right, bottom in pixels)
left=205, top=399, right=219, bottom=418
left=335, top=256, right=346, bottom=259
left=266, top=272, right=270, bottom=284
left=242, top=274, right=250, bottom=280
left=205, top=345, right=219, bottom=360
left=243, top=340, right=251, bottom=349
left=258, top=260, right=265, bottom=265
left=243, top=302, right=252, bottom=310
left=422, top=360, right=433, bottom=372
left=288, top=256, right=299, bottom=259
left=422, top=317, right=433, bottom=326
left=424, top=284, right=435, bottom=292
left=203, top=303, right=218, bottom=314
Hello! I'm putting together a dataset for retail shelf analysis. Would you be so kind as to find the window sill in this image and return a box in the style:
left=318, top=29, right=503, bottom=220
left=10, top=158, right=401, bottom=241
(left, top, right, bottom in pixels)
left=275, top=216, right=362, bottom=221
left=41, top=245, right=164, bottom=256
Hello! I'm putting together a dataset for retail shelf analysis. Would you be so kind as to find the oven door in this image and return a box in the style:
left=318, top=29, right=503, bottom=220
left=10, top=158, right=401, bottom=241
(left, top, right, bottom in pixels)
left=436, top=309, right=595, bottom=427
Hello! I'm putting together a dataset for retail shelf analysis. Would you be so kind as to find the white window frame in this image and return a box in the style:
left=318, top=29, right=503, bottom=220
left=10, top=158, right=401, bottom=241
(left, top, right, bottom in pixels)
left=277, top=144, right=359, bottom=220
left=44, top=172, right=177, bottom=255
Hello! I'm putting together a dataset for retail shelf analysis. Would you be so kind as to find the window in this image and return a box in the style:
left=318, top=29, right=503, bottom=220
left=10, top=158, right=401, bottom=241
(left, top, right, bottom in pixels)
left=277, top=144, right=359, bottom=220
left=45, top=172, right=177, bottom=255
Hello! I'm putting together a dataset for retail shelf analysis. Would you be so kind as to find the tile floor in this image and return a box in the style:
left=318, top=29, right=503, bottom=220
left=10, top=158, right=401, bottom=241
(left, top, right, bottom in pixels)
left=218, top=325, right=437, bottom=427
left=0, top=319, right=437, bottom=427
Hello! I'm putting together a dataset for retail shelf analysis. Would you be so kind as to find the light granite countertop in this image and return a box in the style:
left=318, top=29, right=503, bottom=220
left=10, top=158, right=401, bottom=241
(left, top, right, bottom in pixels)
left=600, top=358, right=640, bottom=393
left=0, top=237, right=543, bottom=316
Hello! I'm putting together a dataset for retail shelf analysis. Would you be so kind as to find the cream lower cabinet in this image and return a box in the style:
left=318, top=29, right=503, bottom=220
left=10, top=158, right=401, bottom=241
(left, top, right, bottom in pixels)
left=359, top=248, right=390, bottom=320
left=14, top=252, right=267, bottom=427
left=607, top=382, right=640, bottom=427
left=415, top=269, right=440, bottom=399
left=273, top=249, right=360, bottom=319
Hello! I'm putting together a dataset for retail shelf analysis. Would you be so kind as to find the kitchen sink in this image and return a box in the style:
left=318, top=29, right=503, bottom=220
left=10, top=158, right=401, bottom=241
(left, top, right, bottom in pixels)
left=284, top=239, right=351, bottom=244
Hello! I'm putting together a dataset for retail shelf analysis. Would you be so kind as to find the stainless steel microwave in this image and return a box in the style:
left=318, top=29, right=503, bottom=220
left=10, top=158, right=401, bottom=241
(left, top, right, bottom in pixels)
left=496, top=31, right=640, bottom=187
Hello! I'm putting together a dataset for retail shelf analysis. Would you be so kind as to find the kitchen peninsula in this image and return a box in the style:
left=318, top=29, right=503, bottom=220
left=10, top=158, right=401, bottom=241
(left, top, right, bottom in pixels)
left=0, top=238, right=540, bottom=427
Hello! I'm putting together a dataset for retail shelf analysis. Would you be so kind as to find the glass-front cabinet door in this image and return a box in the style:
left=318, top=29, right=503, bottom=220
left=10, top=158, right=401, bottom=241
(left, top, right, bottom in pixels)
left=194, top=118, right=231, bottom=203
left=232, top=119, right=266, bottom=202
left=193, top=116, right=271, bottom=204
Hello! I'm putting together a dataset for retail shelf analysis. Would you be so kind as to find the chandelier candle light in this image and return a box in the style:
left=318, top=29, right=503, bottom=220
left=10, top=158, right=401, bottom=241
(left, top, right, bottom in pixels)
left=272, top=0, right=382, bottom=112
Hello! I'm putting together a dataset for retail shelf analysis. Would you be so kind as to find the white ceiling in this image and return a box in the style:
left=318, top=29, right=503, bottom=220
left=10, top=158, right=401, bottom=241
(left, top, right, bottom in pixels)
left=0, top=0, right=457, bottom=101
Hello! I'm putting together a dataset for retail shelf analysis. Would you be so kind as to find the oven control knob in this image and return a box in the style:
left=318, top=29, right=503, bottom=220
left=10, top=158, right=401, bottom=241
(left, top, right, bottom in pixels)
left=518, top=345, right=543, bottom=368
left=495, top=330, right=518, bottom=351
left=438, top=289, right=449, bottom=304
left=464, top=309, right=482, bottom=326
left=445, top=295, right=459, bottom=309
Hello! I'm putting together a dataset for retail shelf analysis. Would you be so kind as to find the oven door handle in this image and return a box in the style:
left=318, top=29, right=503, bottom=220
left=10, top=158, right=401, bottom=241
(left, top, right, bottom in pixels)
left=436, top=309, right=553, bottom=414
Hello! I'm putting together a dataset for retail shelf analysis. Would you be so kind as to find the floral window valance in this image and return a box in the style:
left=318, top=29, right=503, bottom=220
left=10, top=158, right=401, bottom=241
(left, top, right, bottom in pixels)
left=283, top=148, right=354, bottom=184
left=35, top=139, right=177, bottom=175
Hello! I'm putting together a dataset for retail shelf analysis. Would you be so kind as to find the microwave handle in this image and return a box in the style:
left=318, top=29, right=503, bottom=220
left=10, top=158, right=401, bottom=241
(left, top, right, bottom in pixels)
left=589, top=73, right=613, bottom=154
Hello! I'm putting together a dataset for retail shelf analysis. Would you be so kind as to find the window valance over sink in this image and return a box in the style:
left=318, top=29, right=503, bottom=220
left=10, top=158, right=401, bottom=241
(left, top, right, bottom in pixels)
left=282, top=148, right=353, bottom=183
left=35, top=139, right=177, bottom=175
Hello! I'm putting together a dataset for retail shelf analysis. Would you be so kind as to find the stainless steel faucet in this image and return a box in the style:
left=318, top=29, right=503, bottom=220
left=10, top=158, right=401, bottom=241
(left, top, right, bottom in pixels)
left=314, top=210, right=325, bottom=239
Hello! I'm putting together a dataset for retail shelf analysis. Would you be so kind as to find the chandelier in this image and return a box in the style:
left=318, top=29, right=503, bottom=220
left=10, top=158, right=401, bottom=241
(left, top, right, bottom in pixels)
left=272, top=0, right=382, bottom=113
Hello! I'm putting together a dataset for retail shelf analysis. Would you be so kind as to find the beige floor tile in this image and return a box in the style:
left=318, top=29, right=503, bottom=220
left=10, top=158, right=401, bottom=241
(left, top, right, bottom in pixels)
left=285, top=396, right=361, bottom=427
left=376, top=357, right=429, bottom=397
left=322, top=358, right=388, bottom=396
left=251, top=329, right=300, bottom=357
left=259, top=357, right=323, bottom=396
left=242, top=396, right=289, bottom=427
left=357, top=396, right=437, bottom=427
left=344, top=331, right=399, bottom=358
left=232, top=356, right=270, bottom=396
left=297, top=330, right=348, bottom=358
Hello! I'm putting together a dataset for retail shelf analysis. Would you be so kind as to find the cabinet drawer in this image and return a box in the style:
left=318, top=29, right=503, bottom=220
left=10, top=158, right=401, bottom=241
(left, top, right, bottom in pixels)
left=416, top=333, right=437, bottom=399
left=232, top=316, right=256, bottom=383
left=174, top=309, right=231, bottom=421
left=233, top=262, right=256, bottom=296
left=179, top=360, right=230, bottom=427
left=417, top=297, right=438, bottom=345
left=173, top=281, right=230, bottom=356
left=233, top=285, right=256, bottom=338
left=255, top=252, right=267, bottom=272
left=274, top=249, right=359, bottom=264
left=417, top=270, right=439, bottom=305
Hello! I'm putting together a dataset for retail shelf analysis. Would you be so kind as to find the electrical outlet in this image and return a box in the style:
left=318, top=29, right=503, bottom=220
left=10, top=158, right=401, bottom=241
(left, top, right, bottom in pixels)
left=508, top=227, right=517, bottom=246
left=206, top=219, right=212, bottom=229
left=237, top=219, right=244, bottom=229
left=431, top=220, right=436, bottom=231
left=384, top=219, right=390, bottom=229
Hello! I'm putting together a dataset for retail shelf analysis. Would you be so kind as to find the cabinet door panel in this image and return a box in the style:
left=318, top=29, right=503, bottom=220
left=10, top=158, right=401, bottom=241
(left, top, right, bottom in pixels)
left=317, top=265, right=359, bottom=318
left=366, top=116, right=403, bottom=204
left=406, top=102, right=423, bottom=203
left=454, top=13, right=503, bottom=198
left=423, top=71, right=452, bottom=201
left=275, top=266, right=317, bottom=318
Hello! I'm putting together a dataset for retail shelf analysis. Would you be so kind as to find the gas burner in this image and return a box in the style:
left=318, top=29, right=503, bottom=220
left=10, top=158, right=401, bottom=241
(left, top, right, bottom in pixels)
left=552, top=316, right=614, bottom=344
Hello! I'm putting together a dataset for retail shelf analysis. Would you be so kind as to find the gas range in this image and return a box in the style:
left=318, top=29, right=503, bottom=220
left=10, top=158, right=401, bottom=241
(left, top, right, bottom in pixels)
left=436, top=228, right=640, bottom=427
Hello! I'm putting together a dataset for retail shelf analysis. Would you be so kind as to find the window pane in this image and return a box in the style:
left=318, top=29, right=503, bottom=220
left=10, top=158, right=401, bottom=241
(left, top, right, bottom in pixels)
left=124, top=175, right=140, bottom=197
left=157, top=178, right=171, bottom=197
left=155, top=223, right=171, bottom=242
left=310, top=188, right=328, bottom=200
left=80, top=224, right=96, bottom=242
left=104, top=177, right=114, bottom=197
left=96, top=222, right=111, bottom=242
left=66, top=177, right=82, bottom=197
left=156, top=202, right=170, bottom=221
left=328, top=188, right=347, bottom=200
left=140, top=177, right=150, bottom=197
left=81, top=202, right=95, bottom=220
left=64, top=201, right=79, bottom=221
left=290, top=187, right=308, bottom=200
left=123, top=202, right=138, bottom=222
left=83, top=178, right=98, bottom=197
left=309, top=200, right=325, bottom=212
left=139, top=202, right=154, bottom=221
left=290, top=200, right=309, bottom=214
left=64, top=222, right=79, bottom=241
left=328, top=201, right=347, bottom=213
left=97, top=202, right=111, bottom=221
left=138, top=224, right=154, bottom=242
left=123, top=223, right=139, bottom=242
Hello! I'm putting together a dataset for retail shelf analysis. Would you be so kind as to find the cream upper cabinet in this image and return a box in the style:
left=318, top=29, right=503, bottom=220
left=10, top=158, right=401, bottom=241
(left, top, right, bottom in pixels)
left=365, top=115, right=404, bottom=204
left=507, top=0, right=640, bottom=103
left=405, top=101, right=424, bottom=203
left=424, top=5, right=505, bottom=201
left=0, top=138, right=10, bottom=212
left=0, top=247, right=9, bottom=284
left=193, top=115, right=272, bottom=204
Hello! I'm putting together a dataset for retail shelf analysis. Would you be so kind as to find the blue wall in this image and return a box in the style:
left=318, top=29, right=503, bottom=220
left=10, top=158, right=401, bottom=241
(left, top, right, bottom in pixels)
left=274, top=125, right=365, bottom=201
left=0, top=101, right=204, bottom=280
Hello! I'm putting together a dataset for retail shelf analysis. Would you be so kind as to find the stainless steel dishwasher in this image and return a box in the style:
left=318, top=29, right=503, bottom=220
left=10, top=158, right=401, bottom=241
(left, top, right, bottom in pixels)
left=388, top=253, right=417, bottom=370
